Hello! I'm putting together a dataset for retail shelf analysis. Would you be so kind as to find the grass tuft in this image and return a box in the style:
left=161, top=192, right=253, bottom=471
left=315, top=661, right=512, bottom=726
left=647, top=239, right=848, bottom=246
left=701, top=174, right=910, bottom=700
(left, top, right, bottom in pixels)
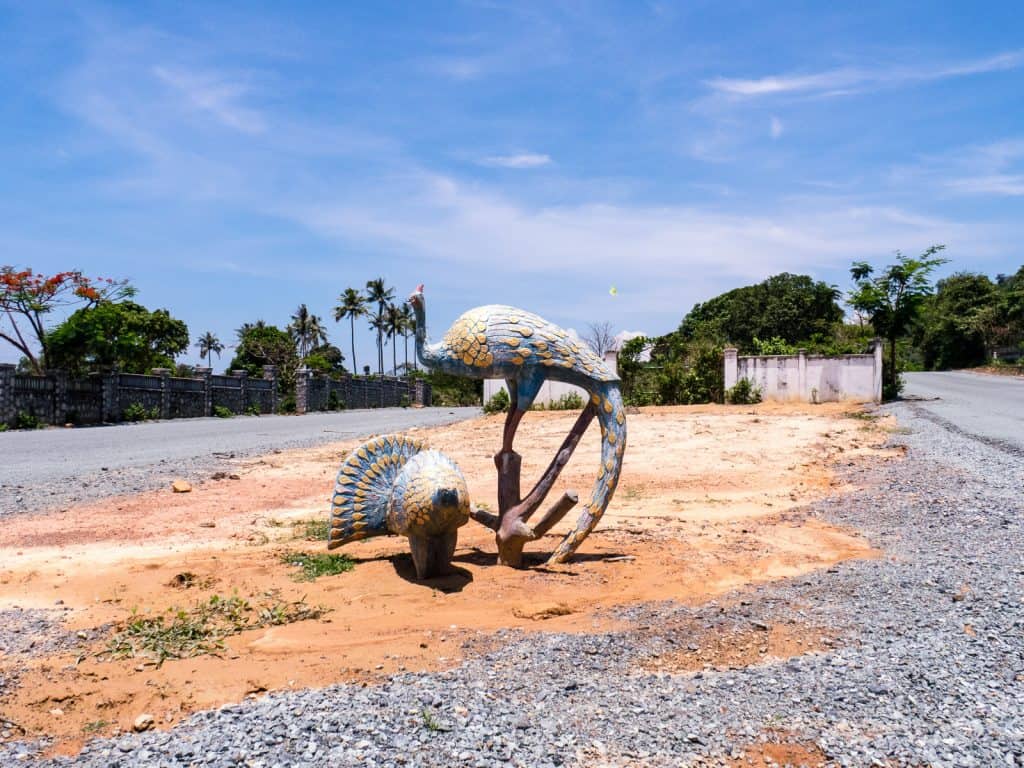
left=105, top=592, right=328, bottom=666
left=281, top=551, right=355, bottom=581
left=293, top=518, right=330, bottom=541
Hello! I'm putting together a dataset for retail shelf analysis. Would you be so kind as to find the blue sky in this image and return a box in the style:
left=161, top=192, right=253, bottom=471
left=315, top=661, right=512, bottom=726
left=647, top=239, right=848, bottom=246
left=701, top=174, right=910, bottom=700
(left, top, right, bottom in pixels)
left=2, top=1, right=1022, bottom=370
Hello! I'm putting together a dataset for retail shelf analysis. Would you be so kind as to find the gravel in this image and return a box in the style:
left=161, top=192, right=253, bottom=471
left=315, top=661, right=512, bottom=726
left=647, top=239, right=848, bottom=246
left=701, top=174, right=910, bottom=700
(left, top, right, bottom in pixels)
left=3, top=400, right=1023, bottom=767
left=0, top=407, right=480, bottom=516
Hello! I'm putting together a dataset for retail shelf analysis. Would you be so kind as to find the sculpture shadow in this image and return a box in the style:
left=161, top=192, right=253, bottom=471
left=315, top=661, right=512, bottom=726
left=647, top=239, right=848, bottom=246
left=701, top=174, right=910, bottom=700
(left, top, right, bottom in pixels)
left=390, top=553, right=474, bottom=593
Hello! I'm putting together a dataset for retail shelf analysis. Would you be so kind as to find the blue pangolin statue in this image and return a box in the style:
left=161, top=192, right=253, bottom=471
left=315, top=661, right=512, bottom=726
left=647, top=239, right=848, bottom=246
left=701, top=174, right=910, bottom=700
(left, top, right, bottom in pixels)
left=408, top=284, right=626, bottom=567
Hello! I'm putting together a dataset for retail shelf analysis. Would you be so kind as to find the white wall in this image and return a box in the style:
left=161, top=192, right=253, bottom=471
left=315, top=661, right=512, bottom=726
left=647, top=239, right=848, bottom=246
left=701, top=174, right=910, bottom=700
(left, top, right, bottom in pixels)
left=725, top=342, right=882, bottom=403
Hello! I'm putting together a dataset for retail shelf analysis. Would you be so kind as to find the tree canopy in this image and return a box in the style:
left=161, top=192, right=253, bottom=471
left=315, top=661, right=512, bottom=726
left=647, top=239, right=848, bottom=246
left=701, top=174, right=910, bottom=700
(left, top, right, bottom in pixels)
left=676, top=272, right=843, bottom=352
left=45, top=300, right=189, bottom=375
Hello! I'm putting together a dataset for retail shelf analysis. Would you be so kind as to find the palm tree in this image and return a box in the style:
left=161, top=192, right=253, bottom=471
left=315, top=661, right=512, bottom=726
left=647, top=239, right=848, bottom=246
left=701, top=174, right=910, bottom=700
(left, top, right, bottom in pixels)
left=365, top=277, right=395, bottom=376
left=289, top=304, right=328, bottom=360
left=334, top=287, right=367, bottom=376
left=367, top=311, right=387, bottom=375
left=195, top=331, right=224, bottom=369
left=235, top=319, right=266, bottom=343
left=384, top=302, right=405, bottom=376
left=399, top=302, right=415, bottom=373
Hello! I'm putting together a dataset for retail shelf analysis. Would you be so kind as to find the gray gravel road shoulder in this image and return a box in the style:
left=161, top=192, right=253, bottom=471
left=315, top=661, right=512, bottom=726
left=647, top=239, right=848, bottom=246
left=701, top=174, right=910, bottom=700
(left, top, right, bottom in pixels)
left=0, top=407, right=480, bottom=516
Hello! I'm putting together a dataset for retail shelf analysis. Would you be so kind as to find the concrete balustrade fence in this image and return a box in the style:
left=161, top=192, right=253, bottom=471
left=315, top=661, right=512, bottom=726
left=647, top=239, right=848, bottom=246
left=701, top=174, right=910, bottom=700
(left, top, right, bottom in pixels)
left=724, top=339, right=883, bottom=403
left=0, top=364, right=432, bottom=427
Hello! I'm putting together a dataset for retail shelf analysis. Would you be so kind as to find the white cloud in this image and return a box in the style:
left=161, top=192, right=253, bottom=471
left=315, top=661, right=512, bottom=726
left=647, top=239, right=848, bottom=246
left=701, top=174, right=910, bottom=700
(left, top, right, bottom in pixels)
left=890, top=138, right=1024, bottom=198
left=479, top=153, right=552, bottom=169
left=945, top=174, right=1024, bottom=196
left=153, top=66, right=265, bottom=134
left=770, top=116, right=783, bottom=139
left=706, top=50, right=1023, bottom=99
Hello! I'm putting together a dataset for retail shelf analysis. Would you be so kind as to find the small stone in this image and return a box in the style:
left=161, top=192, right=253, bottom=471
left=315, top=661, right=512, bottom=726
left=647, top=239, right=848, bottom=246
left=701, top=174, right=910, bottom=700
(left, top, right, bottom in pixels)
left=133, top=713, right=155, bottom=732
left=198, top=522, right=216, bottom=528
left=171, top=480, right=192, bottom=493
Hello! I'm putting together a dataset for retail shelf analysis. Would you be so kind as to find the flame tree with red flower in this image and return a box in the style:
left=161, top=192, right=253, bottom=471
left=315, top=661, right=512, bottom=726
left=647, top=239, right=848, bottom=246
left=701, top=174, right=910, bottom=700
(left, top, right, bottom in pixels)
left=0, top=266, right=134, bottom=374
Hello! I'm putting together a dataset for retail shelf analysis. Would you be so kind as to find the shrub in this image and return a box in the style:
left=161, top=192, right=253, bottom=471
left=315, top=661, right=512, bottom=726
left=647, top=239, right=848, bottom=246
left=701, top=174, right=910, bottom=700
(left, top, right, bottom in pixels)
left=122, top=402, right=158, bottom=422
left=14, top=411, right=43, bottom=430
left=483, top=388, right=510, bottom=414
left=279, top=395, right=297, bottom=414
left=751, top=336, right=797, bottom=355
left=0, top=423, right=7, bottom=432
left=245, top=404, right=261, bottom=416
left=327, top=390, right=344, bottom=410
left=725, top=378, right=762, bottom=405
left=399, top=394, right=411, bottom=408
left=213, top=405, right=234, bottom=418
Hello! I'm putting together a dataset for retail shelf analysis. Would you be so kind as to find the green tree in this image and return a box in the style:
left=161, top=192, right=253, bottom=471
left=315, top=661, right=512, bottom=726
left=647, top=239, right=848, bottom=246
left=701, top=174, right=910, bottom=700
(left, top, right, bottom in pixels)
left=305, top=343, right=346, bottom=376
left=229, top=323, right=299, bottom=393
left=849, top=245, right=948, bottom=398
left=45, top=300, right=189, bottom=375
left=399, top=302, right=415, bottom=373
left=384, top=302, right=404, bottom=376
left=333, top=287, right=367, bottom=375
left=677, top=273, right=842, bottom=351
left=1, top=266, right=133, bottom=373
left=365, top=277, right=394, bottom=376
left=917, top=273, right=997, bottom=369
left=289, top=304, right=328, bottom=360
left=195, top=331, right=224, bottom=369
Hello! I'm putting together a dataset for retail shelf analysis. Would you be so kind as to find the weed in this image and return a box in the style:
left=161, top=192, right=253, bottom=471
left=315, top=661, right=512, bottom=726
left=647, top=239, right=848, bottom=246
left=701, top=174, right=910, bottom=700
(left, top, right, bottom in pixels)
left=14, top=411, right=43, bottom=430
left=123, top=402, right=158, bottom=422
left=483, top=388, right=509, bottom=414
left=0, top=423, right=7, bottom=432
left=421, top=709, right=450, bottom=732
left=245, top=404, right=261, bottom=416
left=294, top=518, right=330, bottom=541
left=82, top=720, right=112, bottom=734
left=844, top=410, right=879, bottom=421
left=105, top=592, right=328, bottom=666
left=213, top=405, right=234, bottom=418
left=282, top=551, right=356, bottom=581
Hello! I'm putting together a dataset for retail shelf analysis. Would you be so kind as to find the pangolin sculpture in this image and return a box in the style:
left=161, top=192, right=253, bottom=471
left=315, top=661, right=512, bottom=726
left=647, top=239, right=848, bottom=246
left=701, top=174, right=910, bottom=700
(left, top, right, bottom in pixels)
left=408, top=285, right=626, bottom=567
left=327, top=434, right=470, bottom=579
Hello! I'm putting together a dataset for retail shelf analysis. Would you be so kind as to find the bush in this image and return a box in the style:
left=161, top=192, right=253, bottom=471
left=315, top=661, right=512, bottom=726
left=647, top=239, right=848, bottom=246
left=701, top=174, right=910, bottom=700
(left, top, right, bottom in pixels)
left=532, top=392, right=585, bottom=411
left=399, top=394, right=411, bottom=408
left=883, top=360, right=904, bottom=401
left=725, top=378, right=762, bottom=404
left=279, top=395, right=297, bottom=414
left=245, top=404, right=261, bottom=416
left=14, top=411, right=43, bottom=430
left=483, top=388, right=510, bottom=414
left=123, top=402, right=158, bottom=422
left=751, top=336, right=797, bottom=355
left=327, top=390, right=344, bottom=411
left=0, top=423, right=7, bottom=432
left=213, top=405, right=234, bottom=418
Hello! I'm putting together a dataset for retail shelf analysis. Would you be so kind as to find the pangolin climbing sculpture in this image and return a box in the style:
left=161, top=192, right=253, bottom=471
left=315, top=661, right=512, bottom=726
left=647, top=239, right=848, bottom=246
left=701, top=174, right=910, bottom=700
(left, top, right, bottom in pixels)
left=408, top=285, right=626, bottom=567
left=327, top=434, right=470, bottom=579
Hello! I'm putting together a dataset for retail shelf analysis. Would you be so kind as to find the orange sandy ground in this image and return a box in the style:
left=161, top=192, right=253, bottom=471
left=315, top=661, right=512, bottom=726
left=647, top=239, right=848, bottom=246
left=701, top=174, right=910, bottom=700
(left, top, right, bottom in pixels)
left=0, top=403, right=898, bottom=756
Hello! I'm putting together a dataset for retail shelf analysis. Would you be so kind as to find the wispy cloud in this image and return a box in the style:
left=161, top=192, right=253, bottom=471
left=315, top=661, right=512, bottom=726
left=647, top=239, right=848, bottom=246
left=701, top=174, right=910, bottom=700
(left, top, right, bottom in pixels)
left=153, top=66, right=265, bottom=134
left=478, top=152, right=552, bottom=169
left=890, top=138, right=1024, bottom=198
left=770, top=116, right=783, bottom=139
left=707, top=50, right=1023, bottom=98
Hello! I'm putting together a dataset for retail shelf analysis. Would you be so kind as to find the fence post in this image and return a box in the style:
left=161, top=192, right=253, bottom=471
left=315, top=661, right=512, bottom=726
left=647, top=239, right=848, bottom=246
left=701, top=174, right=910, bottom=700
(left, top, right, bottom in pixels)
left=0, top=364, right=14, bottom=426
left=797, top=349, right=808, bottom=403
left=232, top=369, right=248, bottom=414
left=194, top=367, right=212, bottom=416
left=262, top=365, right=278, bottom=413
left=152, top=368, right=171, bottom=419
left=872, top=338, right=883, bottom=403
left=52, top=369, right=69, bottom=424
left=102, top=371, right=120, bottom=422
left=295, top=367, right=311, bottom=414
left=723, top=348, right=738, bottom=391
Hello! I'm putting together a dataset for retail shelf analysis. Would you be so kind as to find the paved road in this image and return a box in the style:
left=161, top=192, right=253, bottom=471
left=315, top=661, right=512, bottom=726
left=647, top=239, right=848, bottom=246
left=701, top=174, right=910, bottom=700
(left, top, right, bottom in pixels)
left=0, top=407, right=480, bottom=515
left=902, top=371, right=1024, bottom=452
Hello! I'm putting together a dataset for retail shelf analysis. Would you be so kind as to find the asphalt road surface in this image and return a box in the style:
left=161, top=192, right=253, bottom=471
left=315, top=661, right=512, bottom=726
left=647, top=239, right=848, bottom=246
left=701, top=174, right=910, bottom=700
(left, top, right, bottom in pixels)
left=0, top=407, right=480, bottom=515
left=902, top=371, right=1024, bottom=453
